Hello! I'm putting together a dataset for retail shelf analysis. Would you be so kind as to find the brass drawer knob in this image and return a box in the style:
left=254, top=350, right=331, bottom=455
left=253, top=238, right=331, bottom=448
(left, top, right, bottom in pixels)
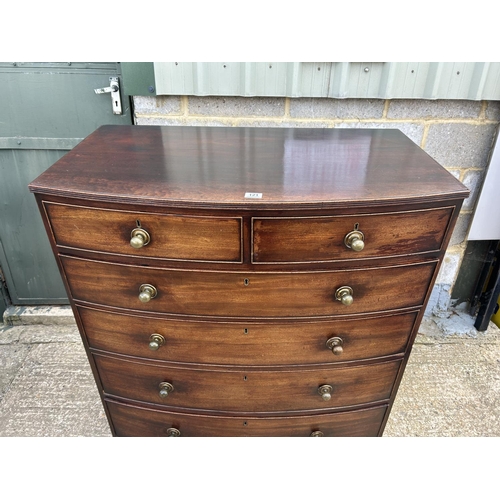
left=130, top=228, right=151, bottom=249
left=166, top=427, right=181, bottom=437
left=318, top=384, right=333, bottom=401
left=159, top=382, right=174, bottom=398
left=344, top=230, right=365, bottom=252
left=310, top=430, right=324, bottom=437
left=335, top=286, right=353, bottom=306
left=326, top=336, right=344, bottom=355
left=139, top=284, right=157, bottom=303
left=149, top=333, right=165, bottom=351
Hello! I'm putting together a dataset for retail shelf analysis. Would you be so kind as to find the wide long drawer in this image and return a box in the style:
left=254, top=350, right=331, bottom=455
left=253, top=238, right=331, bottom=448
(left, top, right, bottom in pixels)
left=106, top=399, right=389, bottom=437
left=79, top=306, right=417, bottom=365
left=94, top=353, right=401, bottom=413
left=44, top=201, right=242, bottom=263
left=252, top=207, right=453, bottom=263
left=63, top=256, right=437, bottom=318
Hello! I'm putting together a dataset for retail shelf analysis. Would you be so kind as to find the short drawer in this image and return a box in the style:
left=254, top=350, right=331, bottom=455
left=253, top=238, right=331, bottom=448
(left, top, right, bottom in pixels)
left=252, top=207, right=453, bottom=263
left=63, top=255, right=436, bottom=318
left=44, top=202, right=242, bottom=263
left=79, top=306, right=417, bottom=365
left=106, top=400, right=388, bottom=437
left=94, top=353, right=401, bottom=413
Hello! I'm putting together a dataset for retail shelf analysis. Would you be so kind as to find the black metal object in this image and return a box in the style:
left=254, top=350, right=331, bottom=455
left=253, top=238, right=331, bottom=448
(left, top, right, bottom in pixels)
left=452, top=240, right=493, bottom=307
left=472, top=241, right=500, bottom=331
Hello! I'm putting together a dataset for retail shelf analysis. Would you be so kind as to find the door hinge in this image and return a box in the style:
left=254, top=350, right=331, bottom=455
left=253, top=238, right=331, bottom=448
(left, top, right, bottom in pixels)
left=94, top=76, right=122, bottom=115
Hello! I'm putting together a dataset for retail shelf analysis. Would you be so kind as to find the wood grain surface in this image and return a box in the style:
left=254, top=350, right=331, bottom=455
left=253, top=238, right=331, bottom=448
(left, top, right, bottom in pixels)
left=79, top=306, right=416, bottom=366
left=62, top=255, right=437, bottom=318
left=45, top=201, right=242, bottom=262
left=29, top=126, right=468, bottom=209
left=252, top=207, right=453, bottom=263
left=94, top=353, right=401, bottom=413
left=107, top=400, right=388, bottom=437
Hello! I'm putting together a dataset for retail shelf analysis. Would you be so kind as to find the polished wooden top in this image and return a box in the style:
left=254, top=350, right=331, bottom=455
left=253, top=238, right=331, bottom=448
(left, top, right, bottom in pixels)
left=29, top=125, right=468, bottom=209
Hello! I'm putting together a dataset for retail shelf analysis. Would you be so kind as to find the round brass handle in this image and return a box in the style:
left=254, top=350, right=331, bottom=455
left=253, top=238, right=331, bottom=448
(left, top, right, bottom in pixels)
left=139, top=284, right=157, bottom=303
left=344, top=230, right=365, bottom=252
left=326, top=336, right=344, bottom=355
left=166, top=427, right=181, bottom=437
left=130, top=228, right=151, bottom=249
left=310, top=430, right=324, bottom=437
left=318, top=384, right=333, bottom=401
left=335, top=286, right=353, bottom=306
left=159, top=382, right=174, bottom=398
left=149, top=333, right=165, bottom=351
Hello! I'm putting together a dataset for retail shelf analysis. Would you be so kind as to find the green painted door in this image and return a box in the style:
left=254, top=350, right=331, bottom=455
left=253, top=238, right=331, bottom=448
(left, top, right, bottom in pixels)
left=0, top=62, right=133, bottom=317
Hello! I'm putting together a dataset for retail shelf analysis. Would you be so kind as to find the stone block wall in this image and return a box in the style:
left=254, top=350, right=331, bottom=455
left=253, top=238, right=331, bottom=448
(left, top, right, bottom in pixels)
left=132, top=95, right=500, bottom=315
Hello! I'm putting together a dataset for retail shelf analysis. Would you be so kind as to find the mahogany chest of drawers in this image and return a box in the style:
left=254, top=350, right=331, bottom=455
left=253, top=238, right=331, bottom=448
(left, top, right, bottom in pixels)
left=29, top=125, right=468, bottom=437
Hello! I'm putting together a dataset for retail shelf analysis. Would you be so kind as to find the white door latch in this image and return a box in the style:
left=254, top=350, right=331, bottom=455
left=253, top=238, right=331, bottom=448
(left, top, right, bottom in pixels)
left=94, top=76, right=122, bottom=115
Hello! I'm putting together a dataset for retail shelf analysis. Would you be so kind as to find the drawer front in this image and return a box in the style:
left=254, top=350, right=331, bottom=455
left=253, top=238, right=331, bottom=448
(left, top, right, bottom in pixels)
left=63, top=256, right=436, bottom=318
left=94, top=353, right=401, bottom=412
left=44, top=202, right=242, bottom=263
left=107, top=400, right=388, bottom=437
left=252, top=207, right=453, bottom=263
left=79, top=306, right=417, bottom=365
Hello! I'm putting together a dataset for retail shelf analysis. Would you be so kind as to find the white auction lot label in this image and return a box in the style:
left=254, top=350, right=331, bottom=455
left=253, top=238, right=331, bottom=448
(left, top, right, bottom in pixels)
left=244, top=192, right=263, bottom=199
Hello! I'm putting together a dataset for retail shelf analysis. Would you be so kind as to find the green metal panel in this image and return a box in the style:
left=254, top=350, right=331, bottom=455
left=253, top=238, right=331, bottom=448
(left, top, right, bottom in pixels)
left=122, top=62, right=156, bottom=96
left=150, top=62, right=332, bottom=97
left=0, top=149, right=69, bottom=303
left=122, top=62, right=500, bottom=100
left=0, top=62, right=133, bottom=306
left=0, top=62, right=130, bottom=138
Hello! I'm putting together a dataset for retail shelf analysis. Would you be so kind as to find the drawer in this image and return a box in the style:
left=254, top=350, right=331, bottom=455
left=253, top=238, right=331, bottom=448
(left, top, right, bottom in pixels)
left=44, top=202, right=242, bottom=263
left=79, top=306, right=417, bottom=365
left=106, top=399, right=388, bottom=437
left=63, top=255, right=437, bottom=318
left=252, top=207, right=453, bottom=263
left=94, top=353, right=401, bottom=413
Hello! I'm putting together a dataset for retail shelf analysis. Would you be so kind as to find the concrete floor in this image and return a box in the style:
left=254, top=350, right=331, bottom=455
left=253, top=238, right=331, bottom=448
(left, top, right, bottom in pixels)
left=0, top=308, right=499, bottom=437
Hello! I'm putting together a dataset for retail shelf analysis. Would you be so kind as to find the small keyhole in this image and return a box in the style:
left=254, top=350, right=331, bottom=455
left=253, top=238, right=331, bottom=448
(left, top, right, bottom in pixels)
left=244, top=278, right=250, bottom=286
left=244, top=328, right=248, bottom=334
left=136, top=219, right=141, bottom=227
left=243, top=421, right=248, bottom=426
left=115, top=101, right=118, bottom=107
left=354, top=223, right=359, bottom=230
left=243, top=376, right=247, bottom=381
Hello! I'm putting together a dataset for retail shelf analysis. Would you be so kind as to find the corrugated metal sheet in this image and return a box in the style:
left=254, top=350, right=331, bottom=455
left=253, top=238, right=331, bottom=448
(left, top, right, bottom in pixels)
left=151, top=62, right=500, bottom=100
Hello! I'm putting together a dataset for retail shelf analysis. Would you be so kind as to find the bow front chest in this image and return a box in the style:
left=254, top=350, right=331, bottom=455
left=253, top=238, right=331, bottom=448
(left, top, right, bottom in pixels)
left=29, top=126, right=468, bottom=437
